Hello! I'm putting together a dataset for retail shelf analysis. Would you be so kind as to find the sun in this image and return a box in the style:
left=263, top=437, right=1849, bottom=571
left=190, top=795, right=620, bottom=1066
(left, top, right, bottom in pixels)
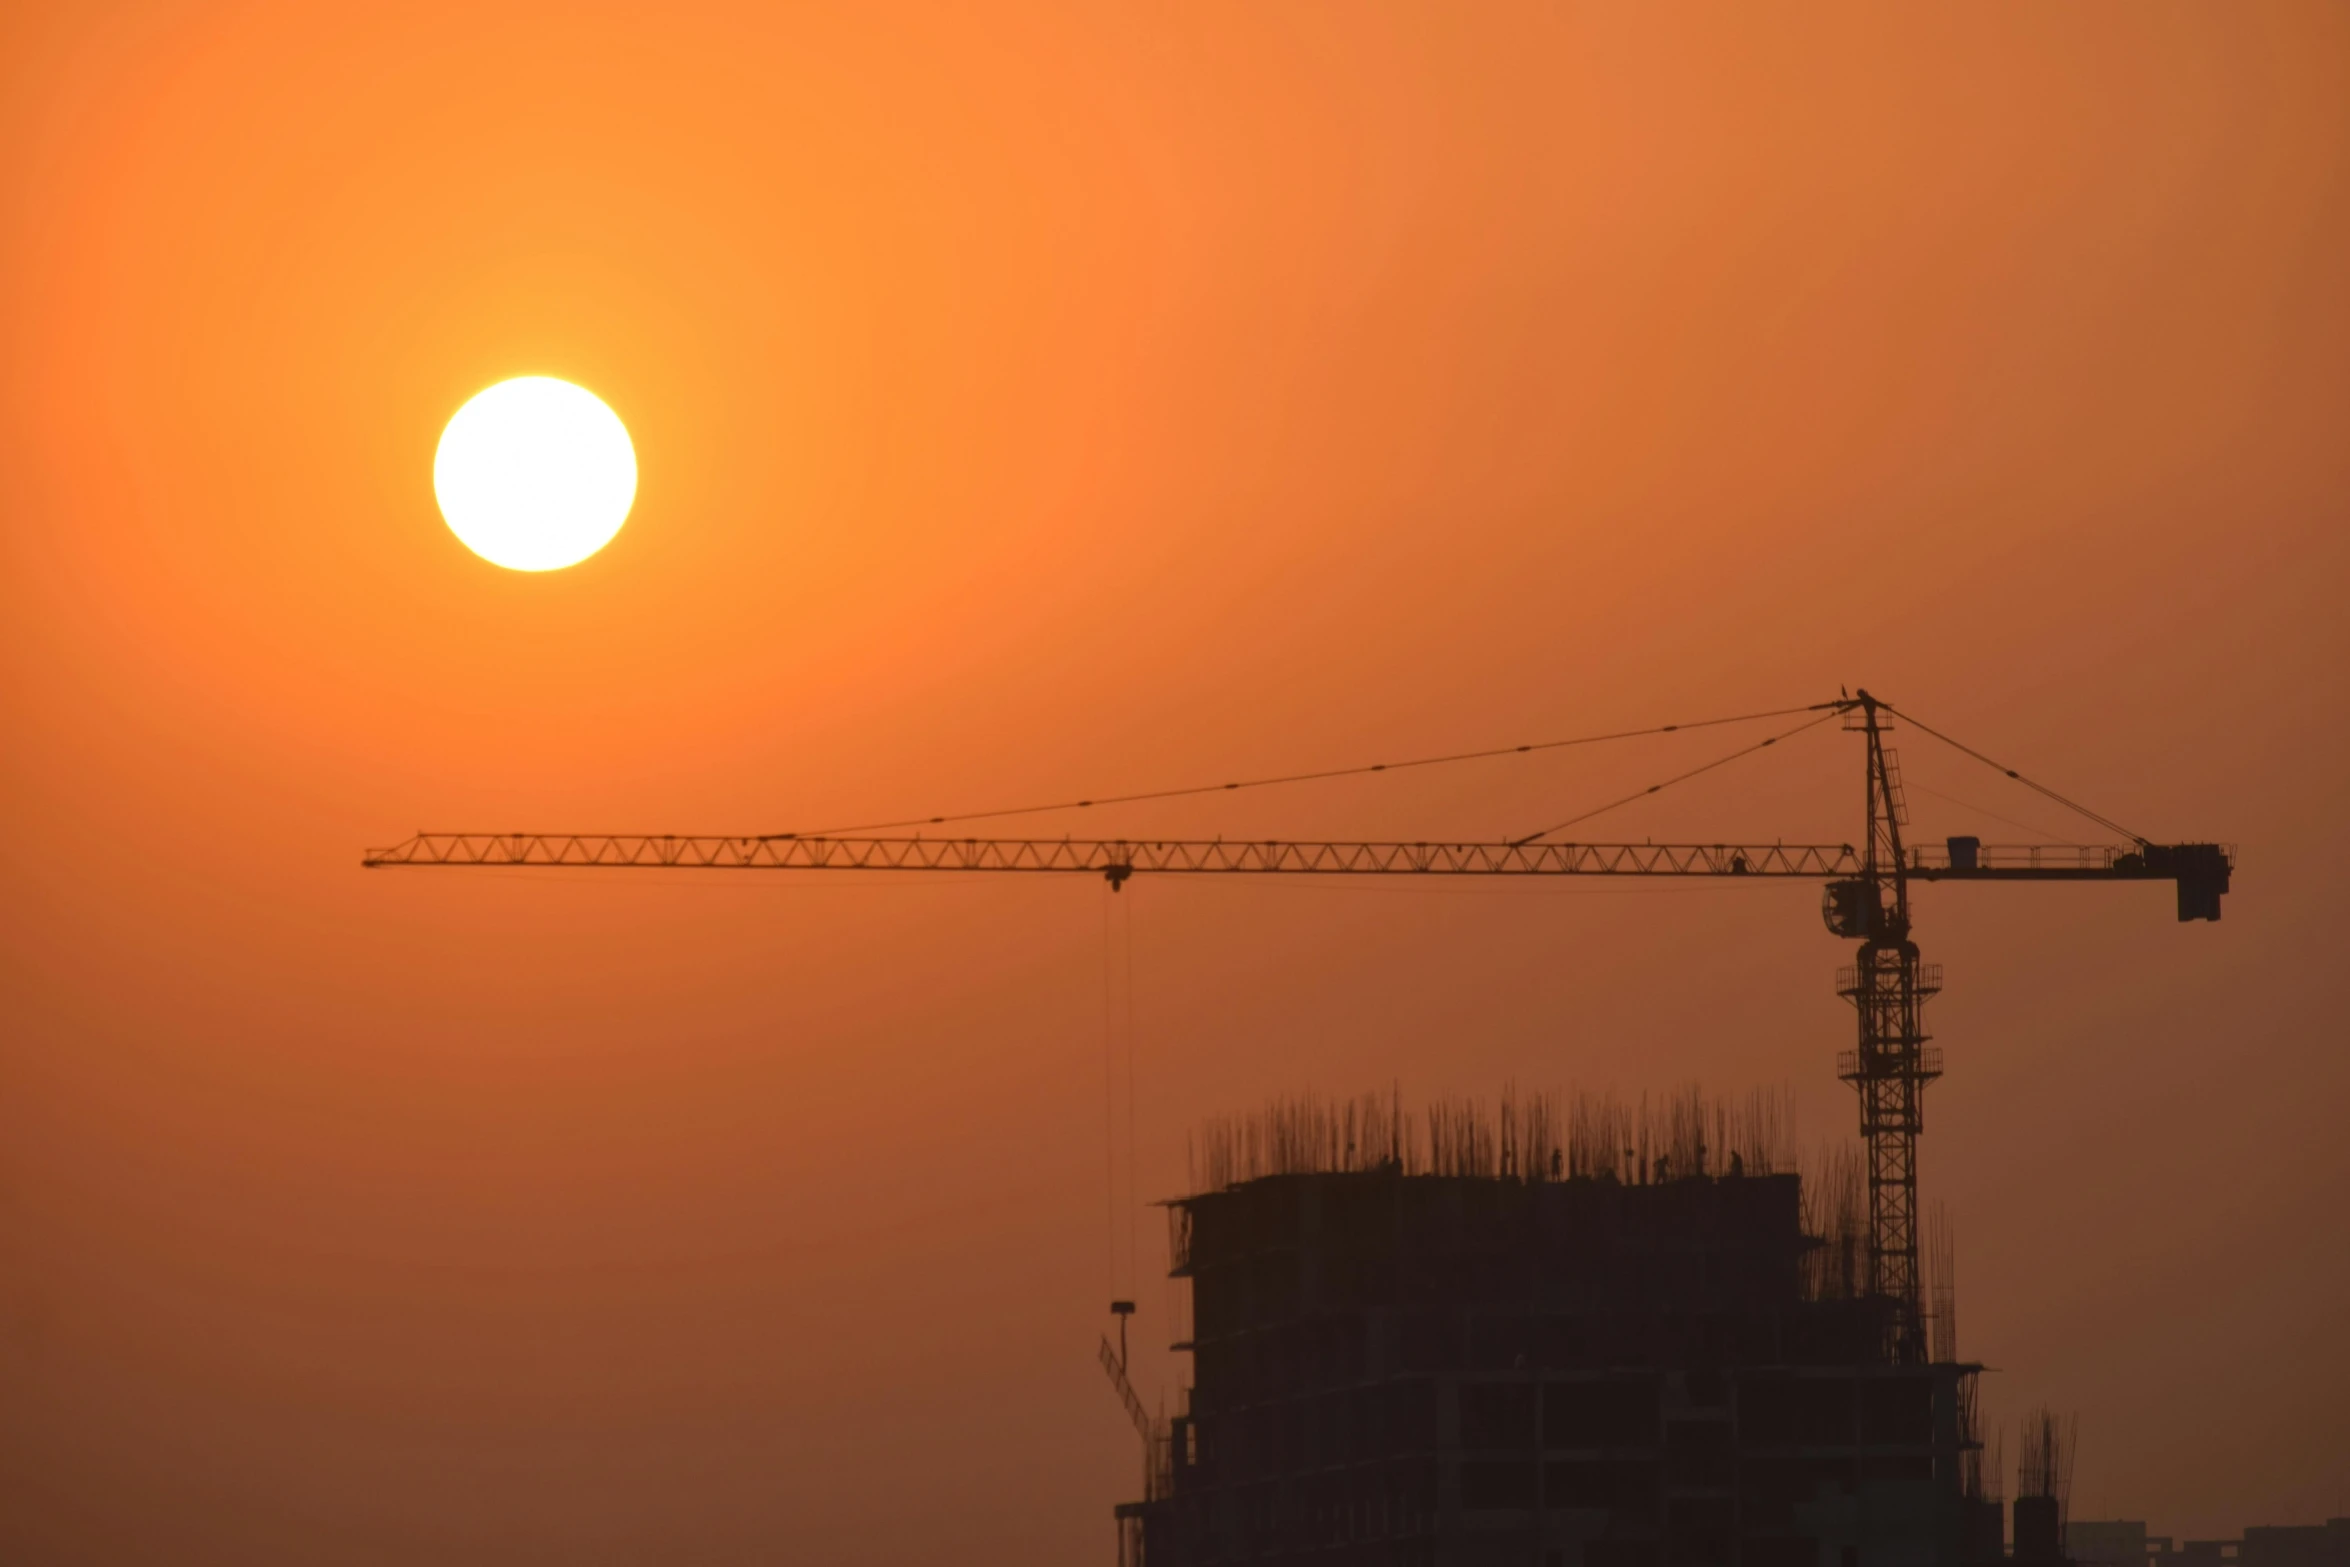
left=434, top=377, right=637, bottom=571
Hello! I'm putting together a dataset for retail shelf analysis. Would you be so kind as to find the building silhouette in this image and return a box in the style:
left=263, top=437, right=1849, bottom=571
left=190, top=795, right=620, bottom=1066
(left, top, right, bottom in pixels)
left=1115, top=1091, right=1999, bottom=1567
left=2071, top=1520, right=2350, bottom=1567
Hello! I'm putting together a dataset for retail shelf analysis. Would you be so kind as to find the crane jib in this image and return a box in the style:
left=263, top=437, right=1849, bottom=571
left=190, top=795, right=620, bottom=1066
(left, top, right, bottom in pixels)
left=360, top=833, right=2231, bottom=920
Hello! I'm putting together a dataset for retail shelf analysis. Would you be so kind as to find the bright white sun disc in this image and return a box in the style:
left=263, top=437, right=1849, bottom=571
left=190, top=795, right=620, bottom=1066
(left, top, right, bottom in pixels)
left=434, top=377, right=636, bottom=571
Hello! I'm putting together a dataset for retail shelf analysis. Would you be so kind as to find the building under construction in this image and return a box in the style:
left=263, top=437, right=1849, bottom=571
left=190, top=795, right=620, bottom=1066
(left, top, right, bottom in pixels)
left=1114, top=1090, right=2001, bottom=1567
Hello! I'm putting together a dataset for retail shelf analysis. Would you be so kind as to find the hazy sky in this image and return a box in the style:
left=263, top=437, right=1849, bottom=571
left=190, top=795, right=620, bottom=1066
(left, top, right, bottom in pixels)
left=3, top=3, right=2346, bottom=1561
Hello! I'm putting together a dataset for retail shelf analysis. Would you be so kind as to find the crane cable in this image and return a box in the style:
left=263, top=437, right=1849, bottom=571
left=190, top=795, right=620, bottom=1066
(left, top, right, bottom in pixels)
left=758, top=695, right=2143, bottom=851
left=1101, top=881, right=1143, bottom=1303
left=769, top=701, right=1841, bottom=840
left=1101, top=888, right=1119, bottom=1298
left=1876, top=702, right=2147, bottom=845
left=1123, top=888, right=1138, bottom=1301
left=1508, top=709, right=1846, bottom=847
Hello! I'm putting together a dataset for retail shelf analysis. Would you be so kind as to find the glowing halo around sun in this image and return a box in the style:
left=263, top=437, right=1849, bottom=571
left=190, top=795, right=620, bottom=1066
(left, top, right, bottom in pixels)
left=434, top=377, right=637, bottom=571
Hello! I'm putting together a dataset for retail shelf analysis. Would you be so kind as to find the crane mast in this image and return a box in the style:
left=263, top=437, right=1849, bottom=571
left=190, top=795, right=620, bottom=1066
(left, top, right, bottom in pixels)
left=1837, top=692, right=1938, bottom=1361
left=363, top=690, right=2230, bottom=1347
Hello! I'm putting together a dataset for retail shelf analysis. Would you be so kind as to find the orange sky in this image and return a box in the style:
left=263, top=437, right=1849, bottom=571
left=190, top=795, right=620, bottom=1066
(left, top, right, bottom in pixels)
left=3, top=3, right=2346, bottom=1561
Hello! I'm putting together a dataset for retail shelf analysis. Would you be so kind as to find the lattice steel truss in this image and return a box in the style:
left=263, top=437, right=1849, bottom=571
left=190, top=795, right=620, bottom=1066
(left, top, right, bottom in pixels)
left=1829, top=693, right=1939, bottom=1360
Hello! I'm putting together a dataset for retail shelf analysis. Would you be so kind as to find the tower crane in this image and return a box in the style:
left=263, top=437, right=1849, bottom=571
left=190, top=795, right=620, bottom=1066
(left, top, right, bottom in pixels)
left=363, top=690, right=2230, bottom=1361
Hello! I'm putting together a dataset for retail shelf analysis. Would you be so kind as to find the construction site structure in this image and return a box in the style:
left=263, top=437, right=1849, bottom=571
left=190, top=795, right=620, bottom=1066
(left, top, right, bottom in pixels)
left=1115, top=1090, right=1997, bottom=1567
left=2012, top=1410, right=2078, bottom=1567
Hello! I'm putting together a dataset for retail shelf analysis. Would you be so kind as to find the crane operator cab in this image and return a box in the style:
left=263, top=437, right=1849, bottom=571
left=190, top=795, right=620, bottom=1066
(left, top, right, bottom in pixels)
left=1822, top=879, right=1889, bottom=940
